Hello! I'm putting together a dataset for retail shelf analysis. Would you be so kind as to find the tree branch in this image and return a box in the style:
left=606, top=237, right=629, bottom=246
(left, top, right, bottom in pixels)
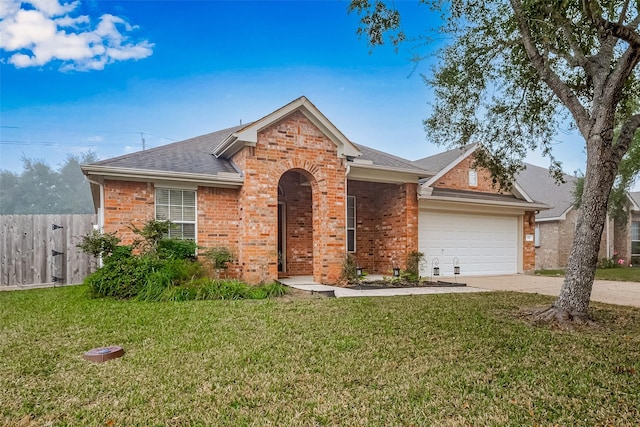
left=546, top=5, right=591, bottom=71
left=618, top=0, right=631, bottom=25
left=606, top=45, right=640, bottom=108
left=614, top=113, right=640, bottom=161
left=510, top=0, right=590, bottom=135
left=600, top=20, right=640, bottom=48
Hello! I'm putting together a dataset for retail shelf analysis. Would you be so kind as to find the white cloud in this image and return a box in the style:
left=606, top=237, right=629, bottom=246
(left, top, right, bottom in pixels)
left=0, top=0, right=153, bottom=71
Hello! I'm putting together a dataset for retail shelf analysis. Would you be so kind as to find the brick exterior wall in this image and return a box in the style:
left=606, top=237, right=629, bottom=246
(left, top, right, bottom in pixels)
left=433, top=156, right=499, bottom=193
left=536, top=208, right=614, bottom=269
left=347, top=181, right=418, bottom=275
left=523, top=211, right=536, bottom=271
left=231, top=111, right=347, bottom=284
left=197, top=186, right=241, bottom=277
left=102, top=180, right=244, bottom=276
left=103, top=180, right=155, bottom=245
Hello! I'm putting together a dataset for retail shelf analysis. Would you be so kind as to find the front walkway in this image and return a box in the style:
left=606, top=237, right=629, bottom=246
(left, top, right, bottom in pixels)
left=278, top=275, right=490, bottom=298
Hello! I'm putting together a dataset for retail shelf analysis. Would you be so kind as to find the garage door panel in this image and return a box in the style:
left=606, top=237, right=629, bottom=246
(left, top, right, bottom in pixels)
left=419, top=210, right=519, bottom=276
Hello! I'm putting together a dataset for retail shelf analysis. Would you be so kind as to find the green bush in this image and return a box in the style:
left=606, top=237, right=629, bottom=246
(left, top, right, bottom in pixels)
left=85, top=254, right=163, bottom=299
left=204, top=246, right=234, bottom=278
left=82, top=218, right=285, bottom=302
left=404, top=251, right=424, bottom=282
left=86, top=256, right=204, bottom=299
left=340, top=254, right=358, bottom=282
left=158, top=239, right=198, bottom=260
left=597, top=256, right=620, bottom=269
left=76, top=228, right=121, bottom=258
left=132, top=279, right=286, bottom=302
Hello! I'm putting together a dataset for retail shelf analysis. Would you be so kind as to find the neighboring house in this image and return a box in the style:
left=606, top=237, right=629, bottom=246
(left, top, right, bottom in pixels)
left=516, top=163, right=635, bottom=269
left=82, top=97, right=545, bottom=285
left=617, top=191, right=640, bottom=265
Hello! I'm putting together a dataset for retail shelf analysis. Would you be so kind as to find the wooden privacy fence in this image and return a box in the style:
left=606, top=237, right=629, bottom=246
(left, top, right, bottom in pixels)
left=0, top=214, right=98, bottom=288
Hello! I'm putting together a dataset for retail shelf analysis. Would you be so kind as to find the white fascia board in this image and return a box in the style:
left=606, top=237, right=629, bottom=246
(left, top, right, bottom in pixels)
left=212, top=96, right=362, bottom=159
left=420, top=194, right=549, bottom=211
left=348, top=163, right=429, bottom=184
left=511, top=181, right=534, bottom=202
left=423, top=143, right=479, bottom=187
left=627, top=193, right=640, bottom=211
left=536, top=205, right=572, bottom=222
left=213, top=134, right=242, bottom=158
left=82, top=165, right=244, bottom=188
left=535, top=216, right=564, bottom=223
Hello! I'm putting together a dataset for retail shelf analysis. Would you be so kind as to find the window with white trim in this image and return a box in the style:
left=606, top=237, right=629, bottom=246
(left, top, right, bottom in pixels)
left=632, top=221, right=640, bottom=256
left=534, top=224, right=540, bottom=248
left=155, top=188, right=196, bottom=240
left=469, top=169, right=478, bottom=187
left=347, top=195, right=356, bottom=252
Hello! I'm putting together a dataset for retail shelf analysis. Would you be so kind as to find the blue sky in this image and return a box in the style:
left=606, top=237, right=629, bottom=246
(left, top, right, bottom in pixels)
left=0, top=0, right=601, bottom=187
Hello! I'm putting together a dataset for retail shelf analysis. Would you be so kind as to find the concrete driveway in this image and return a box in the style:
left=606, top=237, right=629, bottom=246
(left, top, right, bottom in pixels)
left=463, top=275, right=640, bottom=308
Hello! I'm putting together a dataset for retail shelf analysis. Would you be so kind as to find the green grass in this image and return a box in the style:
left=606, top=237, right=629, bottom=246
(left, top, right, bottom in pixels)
left=1, top=286, right=640, bottom=426
left=537, top=267, right=640, bottom=282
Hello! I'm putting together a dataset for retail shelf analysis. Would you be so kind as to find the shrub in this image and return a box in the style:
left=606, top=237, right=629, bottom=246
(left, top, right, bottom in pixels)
left=204, top=246, right=234, bottom=278
left=85, top=254, right=163, bottom=299
left=340, top=254, right=358, bottom=282
left=404, top=251, right=424, bottom=282
left=77, top=229, right=121, bottom=258
left=82, top=218, right=285, bottom=302
left=158, top=239, right=198, bottom=260
left=597, top=256, right=620, bottom=269
left=128, top=219, right=174, bottom=255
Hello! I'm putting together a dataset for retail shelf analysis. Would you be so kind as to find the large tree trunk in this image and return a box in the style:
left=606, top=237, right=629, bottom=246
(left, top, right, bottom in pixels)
left=541, top=133, right=620, bottom=322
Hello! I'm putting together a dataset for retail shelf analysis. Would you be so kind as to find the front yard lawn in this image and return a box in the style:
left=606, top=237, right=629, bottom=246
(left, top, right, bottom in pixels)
left=1, top=286, right=639, bottom=425
left=537, top=267, right=640, bottom=282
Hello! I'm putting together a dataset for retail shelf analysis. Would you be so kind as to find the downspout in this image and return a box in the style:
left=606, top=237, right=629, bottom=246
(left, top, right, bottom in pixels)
left=86, top=178, right=104, bottom=230
left=87, top=177, right=105, bottom=267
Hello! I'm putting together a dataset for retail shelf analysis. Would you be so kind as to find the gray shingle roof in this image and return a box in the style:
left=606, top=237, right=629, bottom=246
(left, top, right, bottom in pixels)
left=89, top=124, right=246, bottom=175
left=413, top=144, right=476, bottom=172
left=516, top=163, right=577, bottom=220
left=88, top=124, right=432, bottom=177
left=354, top=143, right=434, bottom=173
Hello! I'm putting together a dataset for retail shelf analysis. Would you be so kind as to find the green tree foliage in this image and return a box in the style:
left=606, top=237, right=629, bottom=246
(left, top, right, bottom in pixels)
left=350, top=0, right=640, bottom=321
left=0, top=152, right=98, bottom=214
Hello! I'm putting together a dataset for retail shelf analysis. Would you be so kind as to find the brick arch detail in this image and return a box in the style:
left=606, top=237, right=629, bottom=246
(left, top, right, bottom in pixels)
left=271, top=160, right=325, bottom=195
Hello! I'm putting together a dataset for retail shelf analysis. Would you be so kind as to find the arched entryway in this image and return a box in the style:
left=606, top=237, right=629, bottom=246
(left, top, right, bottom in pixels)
left=277, top=170, right=314, bottom=277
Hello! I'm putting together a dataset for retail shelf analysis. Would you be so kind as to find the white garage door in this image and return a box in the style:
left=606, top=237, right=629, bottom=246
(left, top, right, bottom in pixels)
left=418, top=210, right=519, bottom=276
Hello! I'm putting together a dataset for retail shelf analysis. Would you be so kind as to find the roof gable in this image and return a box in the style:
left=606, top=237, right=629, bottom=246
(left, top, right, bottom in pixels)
left=213, top=96, right=362, bottom=159
left=417, top=144, right=479, bottom=188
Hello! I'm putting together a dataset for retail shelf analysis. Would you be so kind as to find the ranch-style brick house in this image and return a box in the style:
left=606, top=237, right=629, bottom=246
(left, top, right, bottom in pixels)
left=82, top=97, right=548, bottom=285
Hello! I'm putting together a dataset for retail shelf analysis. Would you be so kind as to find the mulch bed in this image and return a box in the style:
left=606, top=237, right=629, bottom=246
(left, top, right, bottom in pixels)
left=347, top=279, right=466, bottom=290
